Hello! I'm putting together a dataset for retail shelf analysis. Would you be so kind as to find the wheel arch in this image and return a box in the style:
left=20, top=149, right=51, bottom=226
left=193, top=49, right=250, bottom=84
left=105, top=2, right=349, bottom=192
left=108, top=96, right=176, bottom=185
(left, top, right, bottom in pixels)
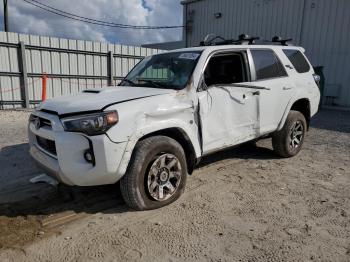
left=290, top=98, right=311, bottom=130
left=139, top=128, right=198, bottom=175
left=117, top=126, right=199, bottom=178
left=278, top=98, right=311, bottom=131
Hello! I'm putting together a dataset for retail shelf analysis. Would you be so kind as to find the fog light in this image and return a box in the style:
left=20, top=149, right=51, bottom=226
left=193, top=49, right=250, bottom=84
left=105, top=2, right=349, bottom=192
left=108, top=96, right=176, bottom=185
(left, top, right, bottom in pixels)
left=84, top=150, right=94, bottom=164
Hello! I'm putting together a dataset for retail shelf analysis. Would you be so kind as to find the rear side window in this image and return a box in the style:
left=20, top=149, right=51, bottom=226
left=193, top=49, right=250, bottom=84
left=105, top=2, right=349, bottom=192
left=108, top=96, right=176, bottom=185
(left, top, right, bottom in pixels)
left=283, top=49, right=310, bottom=73
left=251, top=50, right=287, bottom=80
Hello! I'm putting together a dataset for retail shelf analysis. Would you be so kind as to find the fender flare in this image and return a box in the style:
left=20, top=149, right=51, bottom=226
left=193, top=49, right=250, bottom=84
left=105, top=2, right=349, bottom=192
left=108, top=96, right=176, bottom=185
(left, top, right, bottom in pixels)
left=277, top=93, right=311, bottom=131
left=116, top=120, right=201, bottom=177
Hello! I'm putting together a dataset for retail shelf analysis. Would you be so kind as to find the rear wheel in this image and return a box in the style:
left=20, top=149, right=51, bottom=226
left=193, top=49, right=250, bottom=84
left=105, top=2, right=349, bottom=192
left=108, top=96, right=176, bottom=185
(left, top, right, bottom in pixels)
left=272, top=110, right=307, bottom=158
left=120, top=136, right=187, bottom=211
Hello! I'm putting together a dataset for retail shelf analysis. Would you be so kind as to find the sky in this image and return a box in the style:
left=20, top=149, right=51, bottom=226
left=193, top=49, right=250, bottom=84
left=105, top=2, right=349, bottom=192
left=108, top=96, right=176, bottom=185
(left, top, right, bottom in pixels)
left=0, top=0, right=183, bottom=45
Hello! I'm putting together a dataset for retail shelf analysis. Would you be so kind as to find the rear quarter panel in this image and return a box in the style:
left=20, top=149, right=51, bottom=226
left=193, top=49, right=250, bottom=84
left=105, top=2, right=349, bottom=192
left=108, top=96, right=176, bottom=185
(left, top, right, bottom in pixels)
left=277, top=49, right=320, bottom=130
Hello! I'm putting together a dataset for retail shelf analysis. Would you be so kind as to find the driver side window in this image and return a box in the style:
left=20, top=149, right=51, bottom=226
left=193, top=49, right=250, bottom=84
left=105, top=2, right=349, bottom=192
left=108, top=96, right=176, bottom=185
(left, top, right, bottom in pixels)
left=204, top=52, right=247, bottom=87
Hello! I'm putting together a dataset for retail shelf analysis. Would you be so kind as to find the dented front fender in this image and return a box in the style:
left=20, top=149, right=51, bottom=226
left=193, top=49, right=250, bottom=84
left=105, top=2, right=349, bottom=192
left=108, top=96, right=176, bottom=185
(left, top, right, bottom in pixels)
left=104, top=90, right=201, bottom=177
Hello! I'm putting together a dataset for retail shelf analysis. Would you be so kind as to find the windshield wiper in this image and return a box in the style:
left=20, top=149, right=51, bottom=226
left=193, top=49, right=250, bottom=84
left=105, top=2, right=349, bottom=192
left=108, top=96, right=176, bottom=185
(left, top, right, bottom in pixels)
left=139, top=79, right=168, bottom=89
left=119, top=79, right=136, bottom=86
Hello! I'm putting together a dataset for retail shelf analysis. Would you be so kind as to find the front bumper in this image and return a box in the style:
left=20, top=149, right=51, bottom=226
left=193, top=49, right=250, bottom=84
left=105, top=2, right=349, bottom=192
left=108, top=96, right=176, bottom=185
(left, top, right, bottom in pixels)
left=28, top=111, right=127, bottom=186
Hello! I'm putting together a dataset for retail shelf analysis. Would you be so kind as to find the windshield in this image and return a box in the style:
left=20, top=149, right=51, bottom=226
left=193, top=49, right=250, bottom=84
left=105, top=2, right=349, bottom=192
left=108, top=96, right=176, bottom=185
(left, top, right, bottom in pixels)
left=119, top=51, right=202, bottom=90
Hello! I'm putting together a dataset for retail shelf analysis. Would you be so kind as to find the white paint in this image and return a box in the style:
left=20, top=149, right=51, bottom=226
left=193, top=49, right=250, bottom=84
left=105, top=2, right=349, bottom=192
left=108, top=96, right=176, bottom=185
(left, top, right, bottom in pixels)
left=198, top=86, right=259, bottom=153
left=28, top=44, right=320, bottom=186
left=38, top=87, right=174, bottom=115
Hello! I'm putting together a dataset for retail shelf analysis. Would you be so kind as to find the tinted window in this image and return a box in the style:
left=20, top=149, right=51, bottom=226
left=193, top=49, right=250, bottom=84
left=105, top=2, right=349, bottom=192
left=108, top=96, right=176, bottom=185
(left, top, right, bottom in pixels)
left=251, top=50, right=287, bottom=80
left=120, top=51, right=201, bottom=90
left=283, top=49, right=310, bottom=73
left=204, top=53, right=246, bottom=86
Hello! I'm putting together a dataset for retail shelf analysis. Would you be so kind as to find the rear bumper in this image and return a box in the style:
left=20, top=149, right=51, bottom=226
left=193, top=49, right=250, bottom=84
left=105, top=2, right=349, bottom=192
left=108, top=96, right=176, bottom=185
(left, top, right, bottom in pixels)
left=28, top=111, right=127, bottom=186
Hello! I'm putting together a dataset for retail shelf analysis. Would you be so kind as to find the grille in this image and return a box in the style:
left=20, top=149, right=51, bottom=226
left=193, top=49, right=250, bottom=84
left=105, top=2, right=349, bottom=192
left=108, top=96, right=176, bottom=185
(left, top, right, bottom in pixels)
left=36, top=136, right=57, bottom=156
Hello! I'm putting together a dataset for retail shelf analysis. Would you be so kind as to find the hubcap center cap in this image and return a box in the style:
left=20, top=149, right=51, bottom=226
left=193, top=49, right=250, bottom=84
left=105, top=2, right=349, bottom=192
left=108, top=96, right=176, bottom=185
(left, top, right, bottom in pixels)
left=159, top=169, right=169, bottom=182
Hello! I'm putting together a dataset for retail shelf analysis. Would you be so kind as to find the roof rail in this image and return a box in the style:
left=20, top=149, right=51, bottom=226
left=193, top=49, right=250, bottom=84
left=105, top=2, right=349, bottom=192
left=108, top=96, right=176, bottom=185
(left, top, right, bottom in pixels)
left=199, top=34, right=293, bottom=47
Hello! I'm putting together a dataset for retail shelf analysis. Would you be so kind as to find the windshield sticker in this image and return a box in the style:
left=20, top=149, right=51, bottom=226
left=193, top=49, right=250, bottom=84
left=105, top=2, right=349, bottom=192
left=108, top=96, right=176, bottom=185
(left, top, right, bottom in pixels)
left=179, top=53, right=200, bottom=60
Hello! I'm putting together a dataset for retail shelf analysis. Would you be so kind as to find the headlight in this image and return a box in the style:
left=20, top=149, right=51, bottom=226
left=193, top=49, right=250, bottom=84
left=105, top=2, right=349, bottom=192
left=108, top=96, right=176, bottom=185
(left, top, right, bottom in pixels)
left=61, top=111, right=119, bottom=136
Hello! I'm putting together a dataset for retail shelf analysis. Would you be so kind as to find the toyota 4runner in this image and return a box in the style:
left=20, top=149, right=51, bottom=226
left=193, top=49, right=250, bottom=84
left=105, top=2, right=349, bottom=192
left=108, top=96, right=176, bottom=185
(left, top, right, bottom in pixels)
left=28, top=39, right=320, bottom=210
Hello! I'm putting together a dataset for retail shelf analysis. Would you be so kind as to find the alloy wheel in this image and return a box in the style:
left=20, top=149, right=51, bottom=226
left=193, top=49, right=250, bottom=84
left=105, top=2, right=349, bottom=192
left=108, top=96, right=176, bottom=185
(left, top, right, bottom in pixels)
left=147, top=153, right=182, bottom=201
left=289, top=120, right=304, bottom=149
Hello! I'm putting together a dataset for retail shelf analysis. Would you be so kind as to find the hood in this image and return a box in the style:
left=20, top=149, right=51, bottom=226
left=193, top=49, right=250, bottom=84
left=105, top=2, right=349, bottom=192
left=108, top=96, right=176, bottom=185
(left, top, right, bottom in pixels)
left=38, top=86, right=174, bottom=115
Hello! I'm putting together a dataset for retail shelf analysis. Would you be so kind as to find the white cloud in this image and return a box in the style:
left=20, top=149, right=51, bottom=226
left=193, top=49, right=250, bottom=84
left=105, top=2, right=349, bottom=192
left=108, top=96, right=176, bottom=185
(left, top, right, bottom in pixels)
left=5, top=0, right=183, bottom=45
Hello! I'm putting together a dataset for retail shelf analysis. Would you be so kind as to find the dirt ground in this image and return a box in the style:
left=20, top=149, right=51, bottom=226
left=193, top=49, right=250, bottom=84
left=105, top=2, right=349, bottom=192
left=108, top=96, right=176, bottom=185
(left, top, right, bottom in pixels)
left=0, top=109, right=349, bottom=262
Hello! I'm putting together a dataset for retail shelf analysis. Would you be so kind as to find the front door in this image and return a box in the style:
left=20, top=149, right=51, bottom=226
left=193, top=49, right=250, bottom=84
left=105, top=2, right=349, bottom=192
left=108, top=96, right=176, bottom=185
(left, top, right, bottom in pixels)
left=198, top=51, right=260, bottom=154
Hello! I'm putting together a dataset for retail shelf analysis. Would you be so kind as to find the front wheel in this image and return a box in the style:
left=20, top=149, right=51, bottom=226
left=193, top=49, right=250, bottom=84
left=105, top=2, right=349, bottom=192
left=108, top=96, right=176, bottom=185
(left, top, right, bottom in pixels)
left=272, top=110, right=307, bottom=158
left=120, top=136, right=187, bottom=211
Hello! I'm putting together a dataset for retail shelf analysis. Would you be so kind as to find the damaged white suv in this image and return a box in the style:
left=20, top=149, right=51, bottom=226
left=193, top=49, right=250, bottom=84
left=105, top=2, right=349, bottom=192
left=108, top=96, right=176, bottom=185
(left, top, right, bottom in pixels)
left=28, top=41, right=320, bottom=210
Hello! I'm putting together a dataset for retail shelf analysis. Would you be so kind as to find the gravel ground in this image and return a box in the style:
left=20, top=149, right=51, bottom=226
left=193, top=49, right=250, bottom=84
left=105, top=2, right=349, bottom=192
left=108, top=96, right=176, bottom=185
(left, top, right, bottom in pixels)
left=0, top=109, right=349, bottom=261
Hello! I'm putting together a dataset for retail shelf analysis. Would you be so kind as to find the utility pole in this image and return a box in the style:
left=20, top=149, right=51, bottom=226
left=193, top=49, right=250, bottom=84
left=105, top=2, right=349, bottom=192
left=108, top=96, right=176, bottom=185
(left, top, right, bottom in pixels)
left=3, top=0, right=9, bottom=32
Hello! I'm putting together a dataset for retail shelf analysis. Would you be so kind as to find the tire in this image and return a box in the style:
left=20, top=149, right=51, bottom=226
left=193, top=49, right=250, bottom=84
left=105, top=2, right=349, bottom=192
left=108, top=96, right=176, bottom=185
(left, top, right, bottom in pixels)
left=272, top=110, right=307, bottom=158
left=120, top=136, right=187, bottom=211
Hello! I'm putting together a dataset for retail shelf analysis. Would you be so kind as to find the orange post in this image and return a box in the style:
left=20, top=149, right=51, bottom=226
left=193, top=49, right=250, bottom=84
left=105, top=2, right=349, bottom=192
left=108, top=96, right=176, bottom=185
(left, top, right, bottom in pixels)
left=42, top=73, right=47, bottom=101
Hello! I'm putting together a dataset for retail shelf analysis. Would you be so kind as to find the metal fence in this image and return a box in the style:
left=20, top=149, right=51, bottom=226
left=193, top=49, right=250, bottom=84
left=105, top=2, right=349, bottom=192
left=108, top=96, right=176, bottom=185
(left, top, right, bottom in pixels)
left=0, top=32, right=161, bottom=109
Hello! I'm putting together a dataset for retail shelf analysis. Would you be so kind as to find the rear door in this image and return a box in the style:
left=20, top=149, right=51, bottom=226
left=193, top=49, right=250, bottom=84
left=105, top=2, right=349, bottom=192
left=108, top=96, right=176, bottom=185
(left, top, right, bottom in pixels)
left=248, top=49, right=295, bottom=134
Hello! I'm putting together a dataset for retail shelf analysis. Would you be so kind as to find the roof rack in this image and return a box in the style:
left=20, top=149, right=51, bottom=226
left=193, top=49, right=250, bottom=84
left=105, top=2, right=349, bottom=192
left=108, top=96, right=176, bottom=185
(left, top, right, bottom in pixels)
left=271, top=36, right=293, bottom=46
left=200, top=34, right=259, bottom=46
left=238, top=34, right=260, bottom=45
left=199, top=34, right=293, bottom=46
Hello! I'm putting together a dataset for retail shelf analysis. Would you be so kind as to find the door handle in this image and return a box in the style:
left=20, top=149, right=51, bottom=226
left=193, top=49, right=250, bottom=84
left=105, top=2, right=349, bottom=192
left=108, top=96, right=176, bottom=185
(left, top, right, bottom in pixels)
left=283, top=86, right=293, bottom=90
left=243, top=91, right=260, bottom=99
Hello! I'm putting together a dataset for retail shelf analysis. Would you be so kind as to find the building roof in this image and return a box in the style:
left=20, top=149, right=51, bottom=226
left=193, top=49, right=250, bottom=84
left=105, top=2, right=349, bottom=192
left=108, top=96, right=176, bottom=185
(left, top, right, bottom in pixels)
left=180, top=0, right=203, bottom=5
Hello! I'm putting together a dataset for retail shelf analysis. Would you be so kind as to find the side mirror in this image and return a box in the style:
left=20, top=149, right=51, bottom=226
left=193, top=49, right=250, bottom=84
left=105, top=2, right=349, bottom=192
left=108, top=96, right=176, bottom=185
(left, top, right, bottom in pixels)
left=198, top=78, right=208, bottom=92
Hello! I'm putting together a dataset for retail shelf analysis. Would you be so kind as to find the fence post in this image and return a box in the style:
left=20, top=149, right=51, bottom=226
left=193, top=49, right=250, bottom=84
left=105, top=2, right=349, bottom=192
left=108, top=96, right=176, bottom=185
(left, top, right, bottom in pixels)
left=107, top=51, right=114, bottom=86
left=18, top=41, right=29, bottom=108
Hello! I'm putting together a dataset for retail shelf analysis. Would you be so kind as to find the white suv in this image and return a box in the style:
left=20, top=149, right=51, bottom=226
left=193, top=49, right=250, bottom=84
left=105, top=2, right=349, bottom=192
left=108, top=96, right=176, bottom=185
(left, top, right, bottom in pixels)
left=28, top=41, right=320, bottom=210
